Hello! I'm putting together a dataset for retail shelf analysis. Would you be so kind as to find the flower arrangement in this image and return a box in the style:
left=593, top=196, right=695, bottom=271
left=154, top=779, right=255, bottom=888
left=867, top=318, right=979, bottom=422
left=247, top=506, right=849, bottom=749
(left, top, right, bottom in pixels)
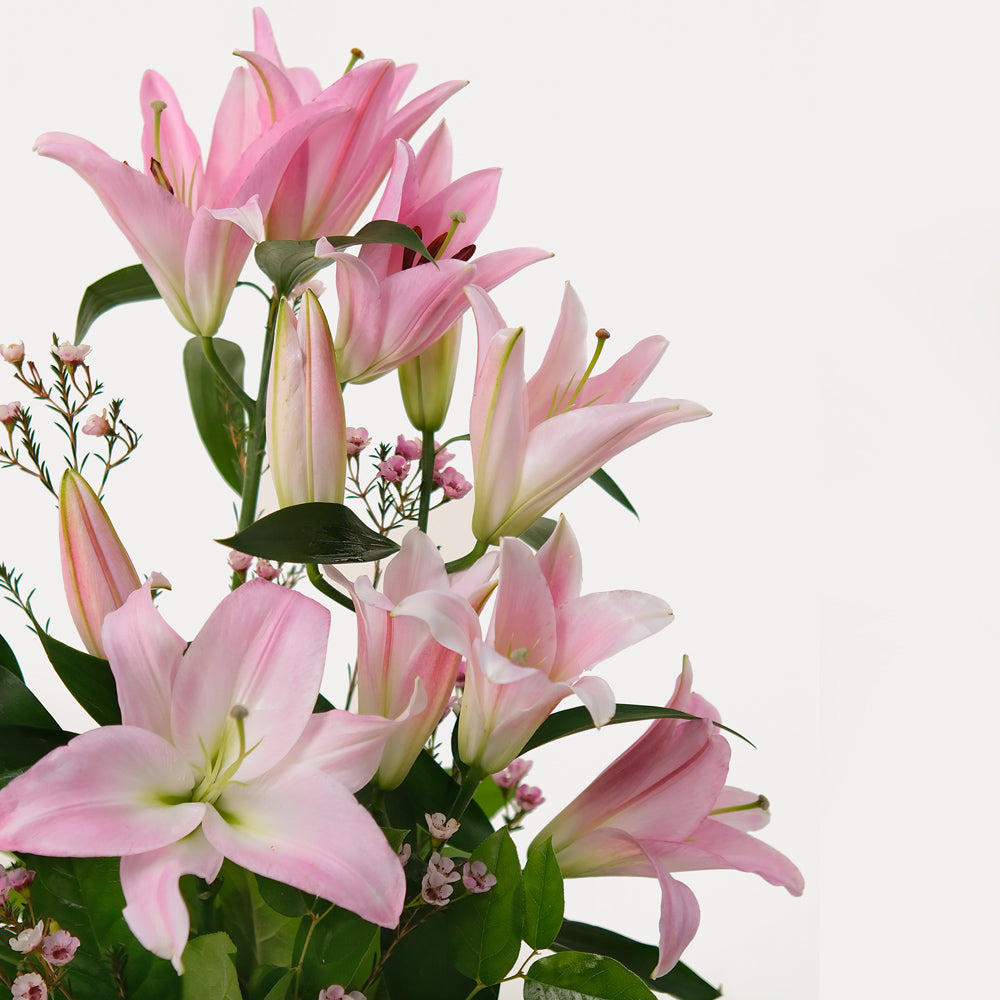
left=0, top=9, right=803, bottom=1000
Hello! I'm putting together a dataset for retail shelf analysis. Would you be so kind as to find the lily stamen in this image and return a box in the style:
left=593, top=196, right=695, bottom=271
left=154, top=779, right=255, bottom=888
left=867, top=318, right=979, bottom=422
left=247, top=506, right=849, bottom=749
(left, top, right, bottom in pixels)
left=710, top=794, right=770, bottom=816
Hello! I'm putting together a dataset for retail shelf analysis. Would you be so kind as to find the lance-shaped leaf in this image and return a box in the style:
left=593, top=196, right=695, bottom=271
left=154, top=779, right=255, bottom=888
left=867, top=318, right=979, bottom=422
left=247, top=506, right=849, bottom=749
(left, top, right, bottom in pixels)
left=522, top=837, right=564, bottom=950
left=0, top=667, right=60, bottom=730
left=183, top=337, right=248, bottom=494
left=37, top=629, right=120, bottom=726
left=1, top=632, right=23, bottom=679
left=255, top=220, right=433, bottom=299
left=590, top=467, right=638, bottom=518
left=518, top=516, right=559, bottom=551
left=218, top=502, right=400, bottom=564
left=524, top=952, right=656, bottom=1000
left=75, top=263, right=161, bottom=344
left=552, top=921, right=722, bottom=1000
left=0, top=726, right=75, bottom=791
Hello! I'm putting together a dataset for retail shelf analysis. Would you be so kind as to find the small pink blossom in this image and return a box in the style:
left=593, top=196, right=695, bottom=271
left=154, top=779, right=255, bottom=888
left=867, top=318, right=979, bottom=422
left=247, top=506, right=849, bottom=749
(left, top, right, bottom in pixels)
left=435, top=467, right=472, bottom=499
left=345, top=427, right=371, bottom=457
left=397, top=843, right=412, bottom=866
left=0, top=401, right=21, bottom=427
left=55, top=343, right=91, bottom=368
left=426, top=852, right=460, bottom=884
left=9, top=921, right=44, bottom=953
left=12, top=973, right=46, bottom=1000
left=41, top=929, right=80, bottom=967
left=394, top=435, right=422, bottom=461
left=424, top=812, right=460, bottom=841
left=420, top=874, right=454, bottom=906
left=227, top=550, right=254, bottom=573
left=4, top=868, right=35, bottom=891
left=432, top=444, right=455, bottom=472
left=82, top=410, right=111, bottom=436
left=254, top=559, right=280, bottom=581
left=378, top=455, right=410, bottom=483
left=318, top=987, right=366, bottom=1000
left=493, top=759, right=532, bottom=790
left=462, top=860, right=497, bottom=893
left=1, top=342, right=24, bottom=364
left=516, top=784, right=545, bottom=811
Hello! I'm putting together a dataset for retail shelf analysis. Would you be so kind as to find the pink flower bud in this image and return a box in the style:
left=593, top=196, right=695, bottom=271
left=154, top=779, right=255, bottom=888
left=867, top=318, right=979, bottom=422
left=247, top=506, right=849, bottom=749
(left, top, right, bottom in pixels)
left=394, top=435, right=422, bottom=461
left=0, top=401, right=21, bottom=427
left=42, top=929, right=80, bottom=966
left=55, top=342, right=91, bottom=369
left=1, top=341, right=24, bottom=364
left=5, top=868, right=35, bottom=891
left=432, top=444, right=455, bottom=472
left=10, top=920, right=44, bottom=953
left=435, top=467, right=472, bottom=499
left=462, top=860, right=497, bottom=893
left=493, top=758, right=532, bottom=790
left=345, top=427, right=371, bottom=456
left=424, top=812, right=460, bottom=841
left=516, top=784, right=545, bottom=811
left=254, top=559, right=280, bottom=581
left=378, top=455, right=410, bottom=483
left=12, top=973, right=47, bottom=1000
left=82, top=410, right=111, bottom=436
left=227, top=550, right=254, bottom=573
left=397, top=843, right=412, bottom=866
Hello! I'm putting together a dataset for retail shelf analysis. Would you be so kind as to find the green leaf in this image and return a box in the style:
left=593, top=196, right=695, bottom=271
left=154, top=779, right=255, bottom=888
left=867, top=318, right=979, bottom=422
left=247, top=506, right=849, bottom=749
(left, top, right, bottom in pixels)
left=522, top=703, right=754, bottom=753
left=0, top=631, right=22, bottom=678
left=0, top=664, right=60, bottom=729
left=590, top=467, right=638, bottom=518
left=183, top=337, right=248, bottom=494
left=75, top=264, right=161, bottom=344
left=519, top=516, right=559, bottom=550
left=298, top=906, right=380, bottom=998
left=522, top=837, right=564, bottom=950
left=447, top=827, right=524, bottom=985
left=255, top=221, right=433, bottom=298
left=0, top=725, right=75, bottom=789
left=218, top=502, right=400, bottom=565
left=383, top=748, right=494, bottom=853
left=472, top=774, right=507, bottom=819
left=258, top=969, right=296, bottom=1000
left=553, top=922, right=721, bottom=1000
left=181, top=933, right=243, bottom=1000
left=525, top=952, right=656, bottom=1000
left=37, top=630, right=120, bottom=726
left=254, top=874, right=315, bottom=918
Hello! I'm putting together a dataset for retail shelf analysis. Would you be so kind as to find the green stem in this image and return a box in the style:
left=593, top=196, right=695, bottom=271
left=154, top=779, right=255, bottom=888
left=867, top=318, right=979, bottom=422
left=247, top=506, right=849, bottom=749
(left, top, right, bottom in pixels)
left=449, top=765, right=485, bottom=821
left=306, top=563, right=355, bottom=611
left=445, top=539, right=489, bottom=573
left=416, top=427, right=436, bottom=532
left=199, top=335, right=254, bottom=415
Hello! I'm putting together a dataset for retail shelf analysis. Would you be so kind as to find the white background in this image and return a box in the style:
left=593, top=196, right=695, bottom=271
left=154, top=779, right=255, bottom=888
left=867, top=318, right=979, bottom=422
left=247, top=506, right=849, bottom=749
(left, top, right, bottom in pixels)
left=3, top=1, right=999, bottom=997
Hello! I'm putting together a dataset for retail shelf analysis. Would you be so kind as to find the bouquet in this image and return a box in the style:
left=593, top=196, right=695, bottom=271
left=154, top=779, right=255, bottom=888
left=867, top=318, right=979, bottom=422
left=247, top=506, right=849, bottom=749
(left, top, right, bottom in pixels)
left=0, top=9, right=803, bottom=1000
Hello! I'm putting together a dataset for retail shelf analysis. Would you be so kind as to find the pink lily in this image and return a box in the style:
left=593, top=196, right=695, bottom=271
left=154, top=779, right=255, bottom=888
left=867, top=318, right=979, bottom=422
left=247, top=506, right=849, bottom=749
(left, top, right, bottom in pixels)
left=316, top=126, right=549, bottom=383
left=35, top=10, right=463, bottom=336
left=266, top=290, right=346, bottom=506
left=0, top=580, right=405, bottom=972
left=533, top=657, right=804, bottom=977
left=467, top=285, right=711, bottom=543
left=328, top=530, right=498, bottom=789
left=394, top=517, right=673, bottom=774
left=58, top=469, right=141, bottom=658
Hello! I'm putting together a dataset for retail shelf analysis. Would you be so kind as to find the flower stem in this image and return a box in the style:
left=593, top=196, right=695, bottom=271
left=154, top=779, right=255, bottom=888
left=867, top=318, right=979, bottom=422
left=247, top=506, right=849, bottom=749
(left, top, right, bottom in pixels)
left=416, top=428, right=436, bottom=533
left=444, top=539, right=489, bottom=573
left=449, top=765, right=485, bottom=821
left=306, top=563, right=355, bottom=612
left=199, top=336, right=255, bottom=415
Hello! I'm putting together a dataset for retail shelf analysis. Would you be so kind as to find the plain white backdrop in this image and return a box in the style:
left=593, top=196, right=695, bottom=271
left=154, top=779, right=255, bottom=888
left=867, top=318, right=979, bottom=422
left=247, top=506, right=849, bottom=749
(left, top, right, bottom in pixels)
left=3, top=1, right=998, bottom=996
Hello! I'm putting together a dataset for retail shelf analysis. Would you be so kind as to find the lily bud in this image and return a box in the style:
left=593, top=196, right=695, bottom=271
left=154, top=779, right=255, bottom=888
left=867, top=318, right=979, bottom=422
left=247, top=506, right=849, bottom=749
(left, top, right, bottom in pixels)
left=266, top=290, right=346, bottom=507
left=397, top=319, right=461, bottom=432
left=58, top=469, right=141, bottom=658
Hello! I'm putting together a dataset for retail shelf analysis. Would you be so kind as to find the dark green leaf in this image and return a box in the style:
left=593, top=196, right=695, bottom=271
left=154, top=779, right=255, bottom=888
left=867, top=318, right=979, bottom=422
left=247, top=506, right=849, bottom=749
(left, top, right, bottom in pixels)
left=0, top=631, right=22, bottom=678
left=383, top=749, right=493, bottom=853
left=0, top=664, right=60, bottom=729
left=248, top=967, right=294, bottom=1000
left=254, top=874, right=314, bottom=918
left=525, top=952, right=656, bottom=1000
left=519, top=516, right=559, bottom=550
left=523, top=703, right=754, bottom=752
left=447, top=827, right=523, bottom=985
left=37, top=630, right=120, bottom=726
left=75, top=264, right=161, bottom=344
left=183, top=337, right=248, bottom=494
left=298, top=906, right=380, bottom=997
left=218, top=502, right=400, bottom=565
left=181, top=933, right=242, bottom=1000
left=472, top=774, right=507, bottom=819
left=0, top=725, right=75, bottom=789
left=590, top=467, right=638, bottom=518
left=255, top=221, right=433, bottom=298
left=522, top=837, right=564, bottom=950
left=553, top=921, right=721, bottom=1000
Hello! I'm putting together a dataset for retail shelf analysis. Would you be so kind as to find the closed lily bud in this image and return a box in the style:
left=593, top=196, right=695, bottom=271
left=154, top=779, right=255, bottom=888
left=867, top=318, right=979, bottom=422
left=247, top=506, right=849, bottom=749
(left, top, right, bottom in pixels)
left=397, top=319, right=461, bottom=432
left=58, top=469, right=141, bottom=658
left=266, top=290, right=346, bottom=506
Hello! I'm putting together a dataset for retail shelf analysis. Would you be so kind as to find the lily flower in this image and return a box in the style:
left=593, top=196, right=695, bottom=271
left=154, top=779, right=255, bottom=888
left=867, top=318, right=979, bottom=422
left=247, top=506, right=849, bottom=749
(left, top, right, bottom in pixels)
left=394, top=517, right=673, bottom=774
left=0, top=580, right=405, bottom=972
left=317, top=125, right=549, bottom=384
left=58, top=469, right=141, bottom=658
left=532, top=657, right=804, bottom=977
left=327, top=530, right=498, bottom=789
left=266, top=289, right=346, bottom=506
left=467, top=285, right=711, bottom=543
